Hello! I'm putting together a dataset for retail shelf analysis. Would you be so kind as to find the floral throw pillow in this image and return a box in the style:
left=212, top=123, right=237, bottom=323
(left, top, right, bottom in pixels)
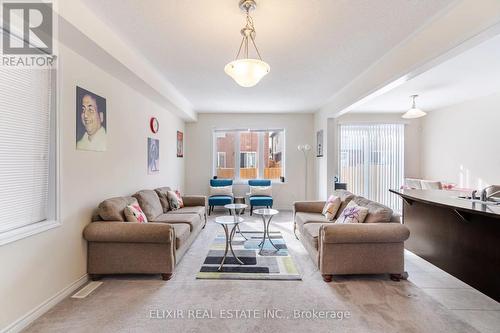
left=322, top=195, right=341, bottom=221
left=336, top=201, right=368, bottom=224
left=175, top=190, right=184, bottom=208
left=124, top=201, right=148, bottom=223
left=167, top=190, right=184, bottom=210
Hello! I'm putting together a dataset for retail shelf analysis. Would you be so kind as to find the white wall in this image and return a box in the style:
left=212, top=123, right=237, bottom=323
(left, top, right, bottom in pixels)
left=0, top=44, right=185, bottom=331
left=185, top=113, right=315, bottom=209
left=421, top=92, right=500, bottom=189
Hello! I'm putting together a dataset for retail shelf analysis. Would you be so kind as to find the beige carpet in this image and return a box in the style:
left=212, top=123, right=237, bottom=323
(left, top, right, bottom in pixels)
left=24, top=211, right=478, bottom=333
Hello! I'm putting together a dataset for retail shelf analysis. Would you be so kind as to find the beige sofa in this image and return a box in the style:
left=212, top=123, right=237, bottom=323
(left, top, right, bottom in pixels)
left=294, top=190, right=410, bottom=282
left=83, top=187, right=206, bottom=280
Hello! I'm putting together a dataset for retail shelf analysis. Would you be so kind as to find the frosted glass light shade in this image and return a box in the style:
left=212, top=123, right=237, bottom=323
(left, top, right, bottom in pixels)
left=402, top=107, right=427, bottom=119
left=224, top=58, right=270, bottom=87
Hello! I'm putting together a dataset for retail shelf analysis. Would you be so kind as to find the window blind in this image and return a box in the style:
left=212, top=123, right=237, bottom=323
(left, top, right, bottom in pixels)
left=339, top=124, right=404, bottom=211
left=0, top=66, right=52, bottom=233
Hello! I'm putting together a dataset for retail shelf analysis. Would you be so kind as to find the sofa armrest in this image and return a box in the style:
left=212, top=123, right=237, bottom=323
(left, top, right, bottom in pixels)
left=293, top=201, right=326, bottom=214
left=83, top=222, right=173, bottom=244
left=182, top=195, right=207, bottom=207
left=321, top=223, right=409, bottom=244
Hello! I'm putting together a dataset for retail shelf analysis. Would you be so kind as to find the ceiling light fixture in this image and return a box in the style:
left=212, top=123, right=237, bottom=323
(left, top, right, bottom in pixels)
left=224, top=0, right=270, bottom=87
left=402, top=94, right=427, bottom=119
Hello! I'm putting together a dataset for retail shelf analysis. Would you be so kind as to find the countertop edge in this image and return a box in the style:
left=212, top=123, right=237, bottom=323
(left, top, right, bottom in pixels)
left=390, top=189, right=500, bottom=219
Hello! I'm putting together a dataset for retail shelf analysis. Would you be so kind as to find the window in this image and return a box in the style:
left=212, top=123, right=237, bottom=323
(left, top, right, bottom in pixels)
left=214, top=132, right=235, bottom=179
left=265, top=130, right=284, bottom=180
left=239, top=131, right=258, bottom=179
left=240, top=152, right=257, bottom=168
left=0, top=61, right=58, bottom=244
left=217, top=152, right=226, bottom=168
left=339, top=124, right=404, bottom=211
left=213, top=129, right=285, bottom=181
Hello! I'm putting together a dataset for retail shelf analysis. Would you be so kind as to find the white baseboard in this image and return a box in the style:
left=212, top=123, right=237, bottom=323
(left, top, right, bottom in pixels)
left=2, top=274, right=88, bottom=333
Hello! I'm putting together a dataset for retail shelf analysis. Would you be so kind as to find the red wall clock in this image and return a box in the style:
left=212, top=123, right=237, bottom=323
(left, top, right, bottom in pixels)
left=150, top=117, right=159, bottom=133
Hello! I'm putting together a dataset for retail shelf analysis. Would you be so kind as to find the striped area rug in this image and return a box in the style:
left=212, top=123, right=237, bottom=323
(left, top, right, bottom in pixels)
left=196, top=231, right=301, bottom=281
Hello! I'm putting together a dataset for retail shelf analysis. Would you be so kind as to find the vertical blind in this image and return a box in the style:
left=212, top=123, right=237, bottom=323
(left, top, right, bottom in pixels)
left=339, top=124, right=404, bottom=211
left=0, top=66, right=53, bottom=233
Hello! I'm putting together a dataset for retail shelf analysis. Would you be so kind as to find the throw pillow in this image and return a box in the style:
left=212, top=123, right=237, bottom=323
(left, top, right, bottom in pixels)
left=154, top=187, right=171, bottom=213
left=175, top=190, right=184, bottom=208
left=124, top=200, right=148, bottom=223
left=336, top=201, right=369, bottom=224
left=322, top=195, right=341, bottom=221
left=167, top=190, right=181, bottom=210
left=210, top=185, right=233, bottom=196
left=250, top=185, right=272, bottom=196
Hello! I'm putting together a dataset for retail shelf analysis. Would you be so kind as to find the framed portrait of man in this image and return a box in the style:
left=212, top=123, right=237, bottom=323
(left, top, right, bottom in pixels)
left=148, top=138, right=160, bottom=174
left=177, top=131, right=183, bottom=158
left=76, top=86, right=107, bottom=151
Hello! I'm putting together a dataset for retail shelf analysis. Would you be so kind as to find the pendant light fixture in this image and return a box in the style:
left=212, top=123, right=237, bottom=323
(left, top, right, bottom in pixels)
left=402, top=94, right=427, bottom=119
left=224, top=0, right=270, bottom=87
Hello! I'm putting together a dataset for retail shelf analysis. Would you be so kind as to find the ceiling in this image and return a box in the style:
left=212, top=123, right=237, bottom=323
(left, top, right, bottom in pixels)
left=82, top=0, right=455, bottom=113
left=351, top=33, right=500, bottom=114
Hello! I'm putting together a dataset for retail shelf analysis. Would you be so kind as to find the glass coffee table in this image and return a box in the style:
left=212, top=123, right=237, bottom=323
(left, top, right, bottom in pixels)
left=224, top=203, right=249, bottom=240
left=252, top=208, right=280, bottom=254
left=214, top=216, right=245, bottom=271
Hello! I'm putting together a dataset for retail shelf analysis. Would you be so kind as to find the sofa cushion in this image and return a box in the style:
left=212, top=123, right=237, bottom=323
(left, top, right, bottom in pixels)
left=333, top=190, right=355, bottom=219
left=174, top=206, right=206, bottom=220
left=295, top=212, right=329, bottom=230
left=152, top=213, right=202, bottom=232
left=322, top=196, right=341, bottom=221
left=336, top=201, right=369, bottom=224
left=171, top=223, right=191, bottom=250
left=352, top=196, right=393, bottom=223
left=124, top=200, right=148, bottom=223
left=302, top=223, right=330, bottom=250
left=133, top=190, right=164, bottom=221
left=154, top=187, right=171, bottom=213
left=210, top=185, right=233, bottom=196
left=97, top=196, right=136, bottom=221
left=249, top=185, right=272, bottom=196
left=249, top=196, right=273, bottom=207
left=208, top=195, right=233, bottom=206
left=167, top=190, right=183, bottom=210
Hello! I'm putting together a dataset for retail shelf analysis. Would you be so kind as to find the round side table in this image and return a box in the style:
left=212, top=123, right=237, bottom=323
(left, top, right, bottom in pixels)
left=214, top=216, right=245, bottom=271
left=224, top=203, right=249, bottom=240
left=252, top=208, right=280, bottom=254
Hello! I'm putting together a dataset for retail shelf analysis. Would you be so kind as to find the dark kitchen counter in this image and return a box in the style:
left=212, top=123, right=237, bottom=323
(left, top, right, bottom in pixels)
left=390, top=188, right=500, bottom=219
left=391, top=188, right=500, bottom=301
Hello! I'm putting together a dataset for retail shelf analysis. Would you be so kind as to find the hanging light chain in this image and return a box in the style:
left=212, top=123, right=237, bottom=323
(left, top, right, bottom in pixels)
left=233, top=7, right=263, bottom=61
left=410, top=95, right=418, bottom=108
